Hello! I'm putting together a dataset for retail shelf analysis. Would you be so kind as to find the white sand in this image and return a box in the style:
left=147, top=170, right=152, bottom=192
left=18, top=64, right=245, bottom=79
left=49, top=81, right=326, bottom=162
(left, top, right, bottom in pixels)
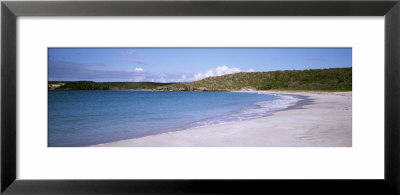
left=95, top=91, right=352, bottom=147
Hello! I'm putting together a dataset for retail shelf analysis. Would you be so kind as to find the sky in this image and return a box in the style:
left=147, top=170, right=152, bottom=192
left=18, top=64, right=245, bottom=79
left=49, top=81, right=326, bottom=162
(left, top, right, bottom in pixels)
left=48, top=48, right=352, bottom=82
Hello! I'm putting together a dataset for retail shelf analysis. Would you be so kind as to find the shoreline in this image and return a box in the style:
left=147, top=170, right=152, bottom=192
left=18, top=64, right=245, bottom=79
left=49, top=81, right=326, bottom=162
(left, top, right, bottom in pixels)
left=92, top=91, right=307, bottom=146
left=94, top=91, right=352, bottom=147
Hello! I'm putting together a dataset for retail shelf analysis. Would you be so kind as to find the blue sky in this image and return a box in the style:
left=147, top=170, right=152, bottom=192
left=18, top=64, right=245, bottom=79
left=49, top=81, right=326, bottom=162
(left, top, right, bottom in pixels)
left=49, top=48, right=352, bottom=82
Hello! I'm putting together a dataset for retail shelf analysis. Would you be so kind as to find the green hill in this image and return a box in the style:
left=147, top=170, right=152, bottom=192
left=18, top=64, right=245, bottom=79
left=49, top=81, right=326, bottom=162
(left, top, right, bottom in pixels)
left=49, top=68, right=351, bottom=91
left=155, top=68, right=352, bottom=91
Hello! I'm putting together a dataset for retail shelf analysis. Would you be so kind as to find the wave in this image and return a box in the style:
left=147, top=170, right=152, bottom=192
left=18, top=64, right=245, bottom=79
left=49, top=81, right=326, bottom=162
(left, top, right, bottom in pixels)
left=192, top=93, right=302, bottom=127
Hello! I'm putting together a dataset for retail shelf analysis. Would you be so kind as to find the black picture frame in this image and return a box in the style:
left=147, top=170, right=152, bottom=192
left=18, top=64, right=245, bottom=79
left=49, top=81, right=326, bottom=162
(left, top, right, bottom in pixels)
left=1, top=0, right=400, bottom=194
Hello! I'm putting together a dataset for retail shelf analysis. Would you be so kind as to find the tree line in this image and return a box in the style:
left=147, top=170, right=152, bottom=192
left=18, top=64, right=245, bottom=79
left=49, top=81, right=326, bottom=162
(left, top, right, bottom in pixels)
left=49, top=68, right=352, bottom=91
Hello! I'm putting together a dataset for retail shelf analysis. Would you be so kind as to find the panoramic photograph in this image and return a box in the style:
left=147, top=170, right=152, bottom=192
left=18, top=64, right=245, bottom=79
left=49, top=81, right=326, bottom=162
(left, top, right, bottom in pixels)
left=48, top=48, right=352, bottom=147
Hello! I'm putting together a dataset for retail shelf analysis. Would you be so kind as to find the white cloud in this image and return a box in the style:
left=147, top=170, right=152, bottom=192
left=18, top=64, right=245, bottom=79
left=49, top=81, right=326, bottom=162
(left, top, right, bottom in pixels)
left=135, top=67, right=144, bottom=72
left=181, top=74, right=188, bottom=81
left=215, top=65, right=241, bottom=76
left=192, top=65, right=241, bottom=81
left=194, top=73, right=203, bottom=80
left=247, top=68, right=255, bottom=72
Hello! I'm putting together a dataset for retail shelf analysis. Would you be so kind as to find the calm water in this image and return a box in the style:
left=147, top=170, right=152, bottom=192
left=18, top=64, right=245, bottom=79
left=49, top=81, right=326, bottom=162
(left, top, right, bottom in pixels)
left=48, top=90, right=299, bottom=147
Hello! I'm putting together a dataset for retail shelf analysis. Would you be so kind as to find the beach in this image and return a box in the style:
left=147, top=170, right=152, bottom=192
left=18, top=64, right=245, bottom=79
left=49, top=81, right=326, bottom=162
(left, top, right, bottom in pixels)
left=95, top=91, right=352, bottom=147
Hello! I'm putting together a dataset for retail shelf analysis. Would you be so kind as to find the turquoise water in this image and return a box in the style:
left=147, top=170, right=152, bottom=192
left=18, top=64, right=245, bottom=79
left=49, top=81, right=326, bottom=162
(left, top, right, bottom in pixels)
left=48, top=90, right=295, bottom=147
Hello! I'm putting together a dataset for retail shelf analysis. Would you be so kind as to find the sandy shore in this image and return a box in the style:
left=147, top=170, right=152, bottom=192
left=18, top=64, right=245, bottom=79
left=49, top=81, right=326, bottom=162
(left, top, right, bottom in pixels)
left=95, top=91, right=352, bottom=147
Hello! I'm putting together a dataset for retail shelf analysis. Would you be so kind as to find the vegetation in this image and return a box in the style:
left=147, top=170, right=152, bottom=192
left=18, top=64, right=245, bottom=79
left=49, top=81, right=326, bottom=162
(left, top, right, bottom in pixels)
left=49, top=68, right=352, bottom=91
left=48, top=81, right=173, bottom=90
left=155, top=68, right=352, bottom=91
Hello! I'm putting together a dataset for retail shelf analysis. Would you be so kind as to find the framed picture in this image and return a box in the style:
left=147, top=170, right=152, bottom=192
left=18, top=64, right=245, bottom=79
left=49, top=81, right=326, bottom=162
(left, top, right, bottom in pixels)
left=2, top=0, right=399, bottom=194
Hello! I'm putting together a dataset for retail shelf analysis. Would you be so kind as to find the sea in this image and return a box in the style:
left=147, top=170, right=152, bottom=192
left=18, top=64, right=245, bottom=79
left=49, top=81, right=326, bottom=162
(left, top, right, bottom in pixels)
left=48, top=90, right=300, bottom=146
